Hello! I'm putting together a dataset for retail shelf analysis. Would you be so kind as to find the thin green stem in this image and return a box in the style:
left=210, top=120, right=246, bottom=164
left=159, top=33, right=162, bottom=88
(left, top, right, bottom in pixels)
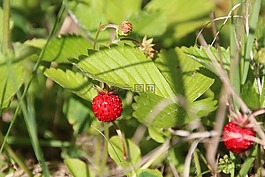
left=193, top=149, right=202, bottom=177
left=93, top=24, right=102, bottom=50
left=257, top=144, right=262, bottom=177
left=93, top=23, right=119, bottom=49
left=99, top=124, right=109, bottom=176
left=95, top=130, right=101, bottom=172
left=112, top=121, right=127, bottom=160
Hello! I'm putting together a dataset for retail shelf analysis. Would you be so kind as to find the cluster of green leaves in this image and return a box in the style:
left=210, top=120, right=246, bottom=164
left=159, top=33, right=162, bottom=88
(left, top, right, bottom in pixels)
left=1, top=0, right=265, bottom=176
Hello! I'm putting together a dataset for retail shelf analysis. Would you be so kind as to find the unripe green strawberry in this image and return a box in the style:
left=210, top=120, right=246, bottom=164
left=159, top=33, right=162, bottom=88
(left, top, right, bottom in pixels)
left=92, top=92, right=122, bottom=122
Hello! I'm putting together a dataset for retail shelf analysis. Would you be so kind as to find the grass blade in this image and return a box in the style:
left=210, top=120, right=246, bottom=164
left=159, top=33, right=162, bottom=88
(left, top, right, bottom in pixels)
left=241, top=0, right=261, bottom=84
left=238, top=144, right=258, bottom=177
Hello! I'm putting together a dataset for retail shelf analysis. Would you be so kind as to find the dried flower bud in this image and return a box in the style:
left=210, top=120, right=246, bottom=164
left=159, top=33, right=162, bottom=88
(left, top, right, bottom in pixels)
left=119, top=20, right=133, bottom=36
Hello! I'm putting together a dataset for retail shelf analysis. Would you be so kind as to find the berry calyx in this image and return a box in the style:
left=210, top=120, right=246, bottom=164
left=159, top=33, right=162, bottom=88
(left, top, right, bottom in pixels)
left=92, top=92, right=122, bottom=122
left=222, top=122, right=255, bottom=154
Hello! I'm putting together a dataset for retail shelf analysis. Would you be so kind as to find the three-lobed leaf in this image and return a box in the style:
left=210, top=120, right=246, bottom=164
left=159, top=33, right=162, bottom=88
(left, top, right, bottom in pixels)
left=156, top=47, right=215, bottom=102
left=132, top=47, right=217, bottom=129
left=185, top=46, right=230, bottom=75
left=132, top=92, right=186, bottom=128
left=41, top=35, right=92, bottom=63
left=75, top=45, right=176, bottom=100
left=41, top=67, right=97, bottom=101
left=108, top=136, right=141, bottom=169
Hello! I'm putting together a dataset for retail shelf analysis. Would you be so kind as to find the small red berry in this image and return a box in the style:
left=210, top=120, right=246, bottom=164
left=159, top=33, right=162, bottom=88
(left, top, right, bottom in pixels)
left=222, top=122, right=255, bottom=154
left=92, top=92, right=122, bottom=122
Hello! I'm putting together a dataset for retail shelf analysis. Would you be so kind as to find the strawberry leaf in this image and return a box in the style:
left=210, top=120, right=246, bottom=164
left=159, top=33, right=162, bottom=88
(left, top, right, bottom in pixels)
left=185, top=46, right=230, bottom=75
left=133, top=92, right=217, bottom=129
left=155, top=47, right=215, bottom=102
left=108, top=136, right=141, bottom=170
left=40, top=67, right=97, bottom=101
left=132, top=92, right=186, bottom=128
left=41, top=35, right=92, bottom=63
left=75, top=45, right=176, bottom=101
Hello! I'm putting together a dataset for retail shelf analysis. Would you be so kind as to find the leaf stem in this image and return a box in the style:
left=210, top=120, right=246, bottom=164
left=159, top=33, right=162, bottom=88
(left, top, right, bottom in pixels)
left=100, top=124, right=109, bottom=175
left=194, top=149, right=202, bottom=177
left=112, top=121, right=127, bottom=160
left=93, top=23, right=119, bottom=49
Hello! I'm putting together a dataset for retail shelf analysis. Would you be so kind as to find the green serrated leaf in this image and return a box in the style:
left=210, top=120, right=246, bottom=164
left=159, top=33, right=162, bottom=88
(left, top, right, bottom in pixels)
left=76, top=45, right=176, bottom=100
left=41, top=67, right=97, bottom=101
left=133, top=92, right=216, bottom=129
left=65, top=158, right=93, bottom=177
left=41, top=35, right=92, bottom=63
left=108, top=136, right=141, bottom=168
left=138, top=169, right=163, bottom=177
left=148, top=127, right=167, bottom=143
left=132, top=92, right=186, bottom=128
left=156, top=47, right=215, bottom=102
left=129, top=10, right=166, bottom=37
left=63, top=97, right=92, bottom=136
left=185, top=46, right=230, bottom=75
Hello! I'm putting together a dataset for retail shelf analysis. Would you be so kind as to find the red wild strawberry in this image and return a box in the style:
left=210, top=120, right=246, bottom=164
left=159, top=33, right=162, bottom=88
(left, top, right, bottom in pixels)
left=92, top=92, right=122, bottom=122
left=222, top=122, right=255, bottom=154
